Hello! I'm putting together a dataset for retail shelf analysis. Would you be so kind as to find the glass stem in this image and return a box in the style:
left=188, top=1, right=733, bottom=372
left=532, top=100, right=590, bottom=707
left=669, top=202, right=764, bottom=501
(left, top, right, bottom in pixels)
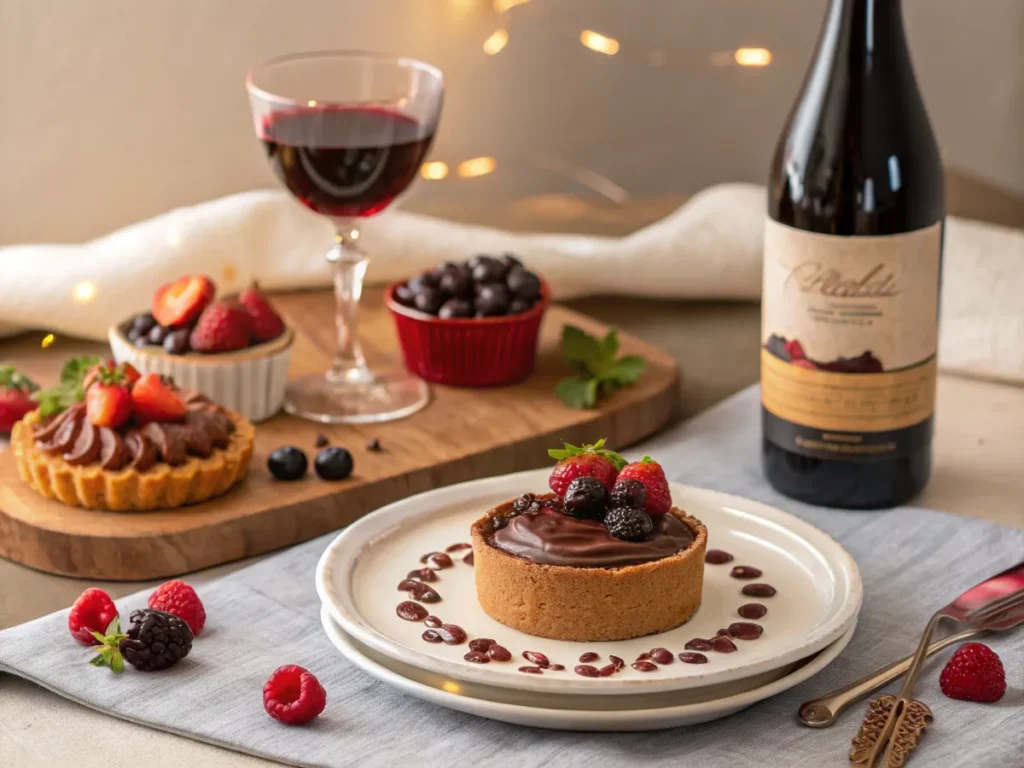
left=327, top=221, right=372, bottom=385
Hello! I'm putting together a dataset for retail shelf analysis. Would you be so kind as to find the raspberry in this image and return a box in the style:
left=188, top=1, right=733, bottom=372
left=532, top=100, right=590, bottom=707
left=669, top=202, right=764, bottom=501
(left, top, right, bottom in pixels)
left=617, top=456, right=672, bottom=515
left=547, top=439, right=625, bottom=496
left=148, top=580, right=206, bottom=636
left=604, top=506, right=654, bottom=541
left=939, top=643, right=1006, bottom=703
left=68, top=588, right=119, bottom=646
left=263, top=665, right=327, bottom=725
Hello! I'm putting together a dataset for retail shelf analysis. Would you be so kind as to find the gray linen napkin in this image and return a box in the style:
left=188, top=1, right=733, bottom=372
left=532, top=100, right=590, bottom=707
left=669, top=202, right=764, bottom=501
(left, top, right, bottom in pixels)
left=2, top=386, right=1022, bottom=767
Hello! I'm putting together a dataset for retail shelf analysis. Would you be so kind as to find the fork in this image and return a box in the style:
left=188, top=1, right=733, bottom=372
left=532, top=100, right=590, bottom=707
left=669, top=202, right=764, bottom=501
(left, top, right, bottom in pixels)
left=855, top=578, right=1024, bottom=767
left=800, top=599, right=1024, bottom=728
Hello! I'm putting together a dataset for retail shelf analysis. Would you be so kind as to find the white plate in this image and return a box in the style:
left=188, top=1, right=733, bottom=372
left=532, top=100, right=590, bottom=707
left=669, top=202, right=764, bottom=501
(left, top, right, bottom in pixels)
left=321, top=605, right=857, bottom=730
left=317, top=470, right=862, bottom=695
left=316, top=469, right=862, bottom=696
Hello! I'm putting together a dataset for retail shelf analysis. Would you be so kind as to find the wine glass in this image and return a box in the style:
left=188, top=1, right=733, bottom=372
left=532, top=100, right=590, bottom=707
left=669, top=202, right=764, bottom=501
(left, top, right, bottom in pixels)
left=246, top=51, right=444, bottom=423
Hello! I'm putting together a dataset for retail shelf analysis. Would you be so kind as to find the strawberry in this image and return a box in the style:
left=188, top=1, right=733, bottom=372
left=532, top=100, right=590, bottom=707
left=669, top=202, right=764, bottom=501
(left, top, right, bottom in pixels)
left=131, top=373, right=186, bottom=423
left=617, top=456, right=672, bottom=515
left=547, top=439, right=626, bottom=496
left=239, top=281, right=286, bottom=343
left=119, top=362, right=142, bottom=387
left=82, top=360, right=139, bottom=391
left=189, top=301, right=253, bottom=353
left=940, top=642, right=1006, bottom=703
left=152, top=275, right=216, bottom=328
left=0, top=364, right=38, bottom=433
left=86, top=380, right=133, bottom=428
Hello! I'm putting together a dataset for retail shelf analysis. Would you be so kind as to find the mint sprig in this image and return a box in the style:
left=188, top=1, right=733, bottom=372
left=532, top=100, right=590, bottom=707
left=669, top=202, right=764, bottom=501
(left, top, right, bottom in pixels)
left=0, top=364, right=38, bottom=393
left=88, top=616, right=126, bottom=674
left=32, top=355, right=101, bottom=417
left=555, top=326, right=646, bottom=409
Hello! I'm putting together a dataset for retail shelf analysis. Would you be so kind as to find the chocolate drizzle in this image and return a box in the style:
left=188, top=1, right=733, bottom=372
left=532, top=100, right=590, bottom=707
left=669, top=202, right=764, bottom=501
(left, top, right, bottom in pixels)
left=489, top=509, right=694, bottom=568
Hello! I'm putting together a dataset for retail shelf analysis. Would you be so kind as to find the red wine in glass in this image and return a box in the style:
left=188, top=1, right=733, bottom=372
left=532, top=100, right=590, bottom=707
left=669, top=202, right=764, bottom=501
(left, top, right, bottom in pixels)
left=259, top=105, right=436, bottom=218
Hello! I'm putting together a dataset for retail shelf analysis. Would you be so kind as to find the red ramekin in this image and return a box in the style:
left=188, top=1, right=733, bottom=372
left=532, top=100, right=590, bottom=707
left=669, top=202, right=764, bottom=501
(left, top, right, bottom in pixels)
left=385, top=279, right=550, bottom=387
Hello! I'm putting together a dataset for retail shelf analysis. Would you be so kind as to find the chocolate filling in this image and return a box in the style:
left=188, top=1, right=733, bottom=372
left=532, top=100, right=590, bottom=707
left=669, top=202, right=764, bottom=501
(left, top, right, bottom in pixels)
left=489, top=508, right=695, bottom=568
left=32, top=394, right=232, bottom=471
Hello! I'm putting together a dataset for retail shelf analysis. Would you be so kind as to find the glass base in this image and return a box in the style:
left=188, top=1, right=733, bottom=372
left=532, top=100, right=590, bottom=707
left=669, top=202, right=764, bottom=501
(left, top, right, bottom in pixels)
left=284, top=371, right=430, bottom=424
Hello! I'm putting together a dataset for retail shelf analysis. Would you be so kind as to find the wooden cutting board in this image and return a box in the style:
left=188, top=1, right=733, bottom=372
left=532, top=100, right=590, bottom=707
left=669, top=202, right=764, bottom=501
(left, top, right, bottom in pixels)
left=0, top=289, right=680, bottom=580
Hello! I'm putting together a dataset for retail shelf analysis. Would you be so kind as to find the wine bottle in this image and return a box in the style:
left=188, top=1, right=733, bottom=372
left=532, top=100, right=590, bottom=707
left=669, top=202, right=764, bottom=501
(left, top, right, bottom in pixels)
left=762, top=0, right=944, bottom=509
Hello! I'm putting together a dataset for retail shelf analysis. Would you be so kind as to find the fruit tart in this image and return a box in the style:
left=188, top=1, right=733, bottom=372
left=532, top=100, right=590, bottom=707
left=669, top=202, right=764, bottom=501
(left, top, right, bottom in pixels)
left=108, top=275, right=293, bottom=422
left=471, top=442, right=706, bottom=641
left=11, top=359, right=254, bottom=510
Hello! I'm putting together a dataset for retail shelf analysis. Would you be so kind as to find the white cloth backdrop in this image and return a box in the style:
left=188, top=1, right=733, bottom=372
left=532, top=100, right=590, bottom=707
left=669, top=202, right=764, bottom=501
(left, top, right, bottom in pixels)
left=1, top=183, right=1021, bottom=385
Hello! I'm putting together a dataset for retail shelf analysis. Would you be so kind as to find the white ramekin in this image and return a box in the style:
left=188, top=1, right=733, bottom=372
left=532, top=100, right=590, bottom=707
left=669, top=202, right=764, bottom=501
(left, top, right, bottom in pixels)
left=109, top=323, right=294, bottom=422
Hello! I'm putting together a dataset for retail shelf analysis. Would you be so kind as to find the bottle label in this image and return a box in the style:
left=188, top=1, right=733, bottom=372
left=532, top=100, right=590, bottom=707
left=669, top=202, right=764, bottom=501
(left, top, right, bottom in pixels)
left=761, top=218, right=942, bottom=461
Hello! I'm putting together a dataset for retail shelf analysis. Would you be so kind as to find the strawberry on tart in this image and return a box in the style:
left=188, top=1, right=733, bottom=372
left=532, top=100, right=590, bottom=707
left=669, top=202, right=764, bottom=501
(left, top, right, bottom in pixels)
left=12, top=359, right=254, bottom=510
left=472, top=441, right=706, bottom=642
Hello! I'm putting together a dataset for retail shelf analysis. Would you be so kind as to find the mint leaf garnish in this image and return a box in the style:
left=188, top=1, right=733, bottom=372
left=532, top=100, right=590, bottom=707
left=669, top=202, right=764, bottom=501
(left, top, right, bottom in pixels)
left=556, top=326, right=646, bottom=409
left=32, top=355, right=101, bottom=417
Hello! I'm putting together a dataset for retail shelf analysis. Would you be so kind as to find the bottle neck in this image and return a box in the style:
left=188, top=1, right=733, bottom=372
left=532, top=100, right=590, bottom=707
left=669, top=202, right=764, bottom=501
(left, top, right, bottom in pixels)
left=828, top=0, right=908, bottom=73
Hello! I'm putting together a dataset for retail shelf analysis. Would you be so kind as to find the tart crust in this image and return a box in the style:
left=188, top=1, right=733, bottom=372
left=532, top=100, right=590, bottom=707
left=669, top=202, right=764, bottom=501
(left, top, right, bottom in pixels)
left=11, top=409, right=255, bottom=511
left=472, top=499, right=707, bottom=642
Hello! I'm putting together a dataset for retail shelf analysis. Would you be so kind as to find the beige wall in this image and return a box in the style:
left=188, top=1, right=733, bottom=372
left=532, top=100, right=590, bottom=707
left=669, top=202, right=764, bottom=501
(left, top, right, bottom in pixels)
left=1, top=0, right=1021, bottom=245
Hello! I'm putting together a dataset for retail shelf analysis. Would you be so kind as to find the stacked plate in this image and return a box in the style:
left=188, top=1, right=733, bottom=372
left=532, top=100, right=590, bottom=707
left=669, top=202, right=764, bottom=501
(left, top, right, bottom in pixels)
left=315, top=469, right=862, bottom=731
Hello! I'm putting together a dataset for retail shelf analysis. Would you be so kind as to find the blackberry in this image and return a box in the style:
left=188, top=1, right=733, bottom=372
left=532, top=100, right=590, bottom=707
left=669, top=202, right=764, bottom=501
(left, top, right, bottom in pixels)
left=539, top=496, right=564, bottom=513
left=563, top=476, right=609, bottom=519
left=119, top=609, right=193, bottom=671
left=604, top=506, right=654, bottom=541
left=610, top=478, right=647, bottom=510
left=512, top=493, right=536, bottom=514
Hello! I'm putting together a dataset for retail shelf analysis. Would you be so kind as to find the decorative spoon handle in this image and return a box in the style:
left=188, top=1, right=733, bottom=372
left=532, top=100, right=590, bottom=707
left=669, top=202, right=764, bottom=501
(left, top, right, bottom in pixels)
left=797, top=626, right=983, bottom=728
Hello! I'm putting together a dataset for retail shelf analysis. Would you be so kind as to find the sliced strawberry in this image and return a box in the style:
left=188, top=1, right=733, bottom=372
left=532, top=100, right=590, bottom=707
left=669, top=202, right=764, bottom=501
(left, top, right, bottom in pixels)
left=0, top=364, right=38, bottom=433
left=119, top=362, right=142, bottom=387
left=152, top=275, right=216, bottom=328
left=239, top=281, right=286, bottom=343
left=189, top=301, right=253, bottom=353
left=86, top=382, right=133, bottom=428
left=131, top=373, right=186, bottom=423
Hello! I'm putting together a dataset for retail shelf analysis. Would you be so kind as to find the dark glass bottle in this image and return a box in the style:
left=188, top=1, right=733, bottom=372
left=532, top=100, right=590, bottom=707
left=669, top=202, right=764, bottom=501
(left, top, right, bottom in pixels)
left=762, top=0, right=944, bottom=509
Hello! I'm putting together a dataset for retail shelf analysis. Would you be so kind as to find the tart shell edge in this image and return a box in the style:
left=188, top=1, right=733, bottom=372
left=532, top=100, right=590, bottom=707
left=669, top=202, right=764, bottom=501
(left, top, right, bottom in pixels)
left=11, top=409, right=255, bottom=511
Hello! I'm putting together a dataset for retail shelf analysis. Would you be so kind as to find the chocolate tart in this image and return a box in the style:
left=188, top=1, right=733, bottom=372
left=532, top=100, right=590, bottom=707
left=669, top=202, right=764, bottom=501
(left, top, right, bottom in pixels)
left=11, top=405, right=254, bottom=511
left=471, top=495, right=707, bottom=641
